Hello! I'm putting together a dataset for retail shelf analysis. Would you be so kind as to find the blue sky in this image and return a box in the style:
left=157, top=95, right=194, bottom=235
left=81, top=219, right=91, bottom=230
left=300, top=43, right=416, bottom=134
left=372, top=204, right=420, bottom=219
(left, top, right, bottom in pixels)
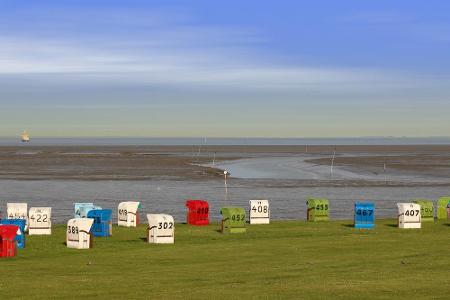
left=1, top=0, right=449, bottom=137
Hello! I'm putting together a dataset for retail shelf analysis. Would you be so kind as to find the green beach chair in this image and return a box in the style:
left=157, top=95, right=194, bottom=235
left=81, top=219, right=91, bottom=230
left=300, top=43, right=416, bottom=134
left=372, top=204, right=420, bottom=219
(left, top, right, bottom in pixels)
left=437, top=197, right=450, bottom=220
left=307, top=198, right=329, bottom=221
left=413, top=199, right=434, bottom=222
left=220, top=207, right=246, bottom=233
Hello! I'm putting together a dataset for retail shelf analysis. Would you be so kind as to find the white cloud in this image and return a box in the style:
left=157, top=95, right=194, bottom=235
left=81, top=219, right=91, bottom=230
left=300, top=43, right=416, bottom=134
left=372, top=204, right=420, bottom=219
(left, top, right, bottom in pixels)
left=0, top=34, right=430, bottom=94
left=0, top=8, right=448, bottom=96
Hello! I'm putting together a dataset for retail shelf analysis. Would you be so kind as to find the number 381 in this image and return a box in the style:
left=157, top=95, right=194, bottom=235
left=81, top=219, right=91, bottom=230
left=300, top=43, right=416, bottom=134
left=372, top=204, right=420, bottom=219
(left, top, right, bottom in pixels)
left=67, top=226, right=79, bottom=234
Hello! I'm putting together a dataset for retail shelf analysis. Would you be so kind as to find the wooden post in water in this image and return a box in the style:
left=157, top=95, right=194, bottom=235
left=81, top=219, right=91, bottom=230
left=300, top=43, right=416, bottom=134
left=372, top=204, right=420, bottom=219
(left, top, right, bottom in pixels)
left=330, top=149, right=336, bottom=177
left=224, top=170, right=230, bottom=204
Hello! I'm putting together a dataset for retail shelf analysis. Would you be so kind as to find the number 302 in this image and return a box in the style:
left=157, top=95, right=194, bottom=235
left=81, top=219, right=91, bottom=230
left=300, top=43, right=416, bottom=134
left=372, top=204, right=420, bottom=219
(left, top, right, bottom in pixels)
left=157, top=222, right=173, bottom=230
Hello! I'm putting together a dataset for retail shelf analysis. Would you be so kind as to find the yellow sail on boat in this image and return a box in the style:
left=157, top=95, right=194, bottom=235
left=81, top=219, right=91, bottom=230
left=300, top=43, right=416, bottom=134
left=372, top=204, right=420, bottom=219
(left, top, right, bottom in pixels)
left=21, top=130, right=30, bottom=142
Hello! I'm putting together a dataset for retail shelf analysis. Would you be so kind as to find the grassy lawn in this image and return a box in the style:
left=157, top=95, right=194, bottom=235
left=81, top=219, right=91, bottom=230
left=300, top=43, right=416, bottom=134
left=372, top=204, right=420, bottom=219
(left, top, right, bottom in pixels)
left=1, top=220, right=449, bottom=299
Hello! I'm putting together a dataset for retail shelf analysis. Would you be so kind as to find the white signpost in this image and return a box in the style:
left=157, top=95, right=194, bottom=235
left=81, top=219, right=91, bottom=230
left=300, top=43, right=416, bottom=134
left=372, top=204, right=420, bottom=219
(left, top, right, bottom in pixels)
left=7, top=203, right=28, bottom=230
left=147, top=214, right=174, bottom=244
left=118, top=201, right=140, bottom=227
left=29, top=207, right=52, bottom=235
left=249, top=200, right=270, bottom=224
left=66, top=218, right=94, bottom=249
left=397, top=203, right=421, bottom=229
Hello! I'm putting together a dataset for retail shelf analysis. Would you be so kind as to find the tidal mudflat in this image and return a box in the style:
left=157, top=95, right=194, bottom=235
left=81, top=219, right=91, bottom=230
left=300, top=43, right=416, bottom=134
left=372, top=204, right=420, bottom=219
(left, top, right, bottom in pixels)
left=0, top=145, right=448, bottom=223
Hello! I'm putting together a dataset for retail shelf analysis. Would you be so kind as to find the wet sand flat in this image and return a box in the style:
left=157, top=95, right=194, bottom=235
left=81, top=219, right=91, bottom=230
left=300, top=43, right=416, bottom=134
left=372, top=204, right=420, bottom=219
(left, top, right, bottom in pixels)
left=0, top=146, right=225, bottom=180
left=0, top=145, right=449, bottom=181
left=306, top=153, right=450, bottom=179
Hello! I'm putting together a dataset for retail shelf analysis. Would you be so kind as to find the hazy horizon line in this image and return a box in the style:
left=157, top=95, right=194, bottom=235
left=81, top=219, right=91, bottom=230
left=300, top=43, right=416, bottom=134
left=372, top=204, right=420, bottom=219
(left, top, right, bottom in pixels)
left=2, top=136, right=450, bottom=139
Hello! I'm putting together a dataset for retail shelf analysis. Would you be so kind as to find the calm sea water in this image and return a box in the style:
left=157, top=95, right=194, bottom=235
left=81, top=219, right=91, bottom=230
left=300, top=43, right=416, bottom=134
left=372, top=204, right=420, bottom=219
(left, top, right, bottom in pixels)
left=208, top=155, right=450, bottom=183
left=0, top=179, right=448, bottom=223
left=1, top=137, right=450, bottom=146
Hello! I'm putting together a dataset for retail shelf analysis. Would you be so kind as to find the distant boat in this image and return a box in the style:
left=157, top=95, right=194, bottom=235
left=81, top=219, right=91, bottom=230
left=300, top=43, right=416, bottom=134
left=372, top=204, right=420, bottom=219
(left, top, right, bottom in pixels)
left=21, top=130, right=30, bottom=143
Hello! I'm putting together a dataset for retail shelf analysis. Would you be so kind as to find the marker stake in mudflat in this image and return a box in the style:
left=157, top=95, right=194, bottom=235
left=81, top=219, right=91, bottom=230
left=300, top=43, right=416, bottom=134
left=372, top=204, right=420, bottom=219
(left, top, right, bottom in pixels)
left=330, top=150, right=336, bottom=177
left=224, top=170, right=230, bottom=204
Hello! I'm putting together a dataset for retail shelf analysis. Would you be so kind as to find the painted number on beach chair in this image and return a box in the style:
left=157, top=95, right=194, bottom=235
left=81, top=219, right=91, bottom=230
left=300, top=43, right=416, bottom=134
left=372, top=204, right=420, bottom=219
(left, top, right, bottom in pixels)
left=30, top=214, right=48, bottom=223
left=9, top=212, right=26, bottom=219
left=422, top=206, right=432, bottom=213
left=356, top=209, right=373, bottom=216
left=67, top=226, right=79, bottom=234
left=67, top=225, right=80, bottom=241
left=157, top=222, right=173, bottom=230
left=252, top=205, right=268, bottom=213
left=316, top=204, right=329, bottom=211
left=231, top=214, right=245, bottom=222
left=404, top=210, right=420, bottom=216
left=119, top=209, right=128, bottom=221
left=197, top=207, right=209, bottom=214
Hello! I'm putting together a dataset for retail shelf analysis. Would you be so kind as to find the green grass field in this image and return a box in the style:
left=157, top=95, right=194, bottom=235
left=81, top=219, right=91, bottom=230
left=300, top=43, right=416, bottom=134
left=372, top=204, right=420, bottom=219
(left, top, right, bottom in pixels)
left=1, top=220, right=449, bottom=299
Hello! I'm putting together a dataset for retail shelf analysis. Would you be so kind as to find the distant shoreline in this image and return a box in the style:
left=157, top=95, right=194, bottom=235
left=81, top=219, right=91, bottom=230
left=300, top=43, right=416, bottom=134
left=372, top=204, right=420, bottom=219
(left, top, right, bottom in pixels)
left=1, top=136, right=450, bottom=146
